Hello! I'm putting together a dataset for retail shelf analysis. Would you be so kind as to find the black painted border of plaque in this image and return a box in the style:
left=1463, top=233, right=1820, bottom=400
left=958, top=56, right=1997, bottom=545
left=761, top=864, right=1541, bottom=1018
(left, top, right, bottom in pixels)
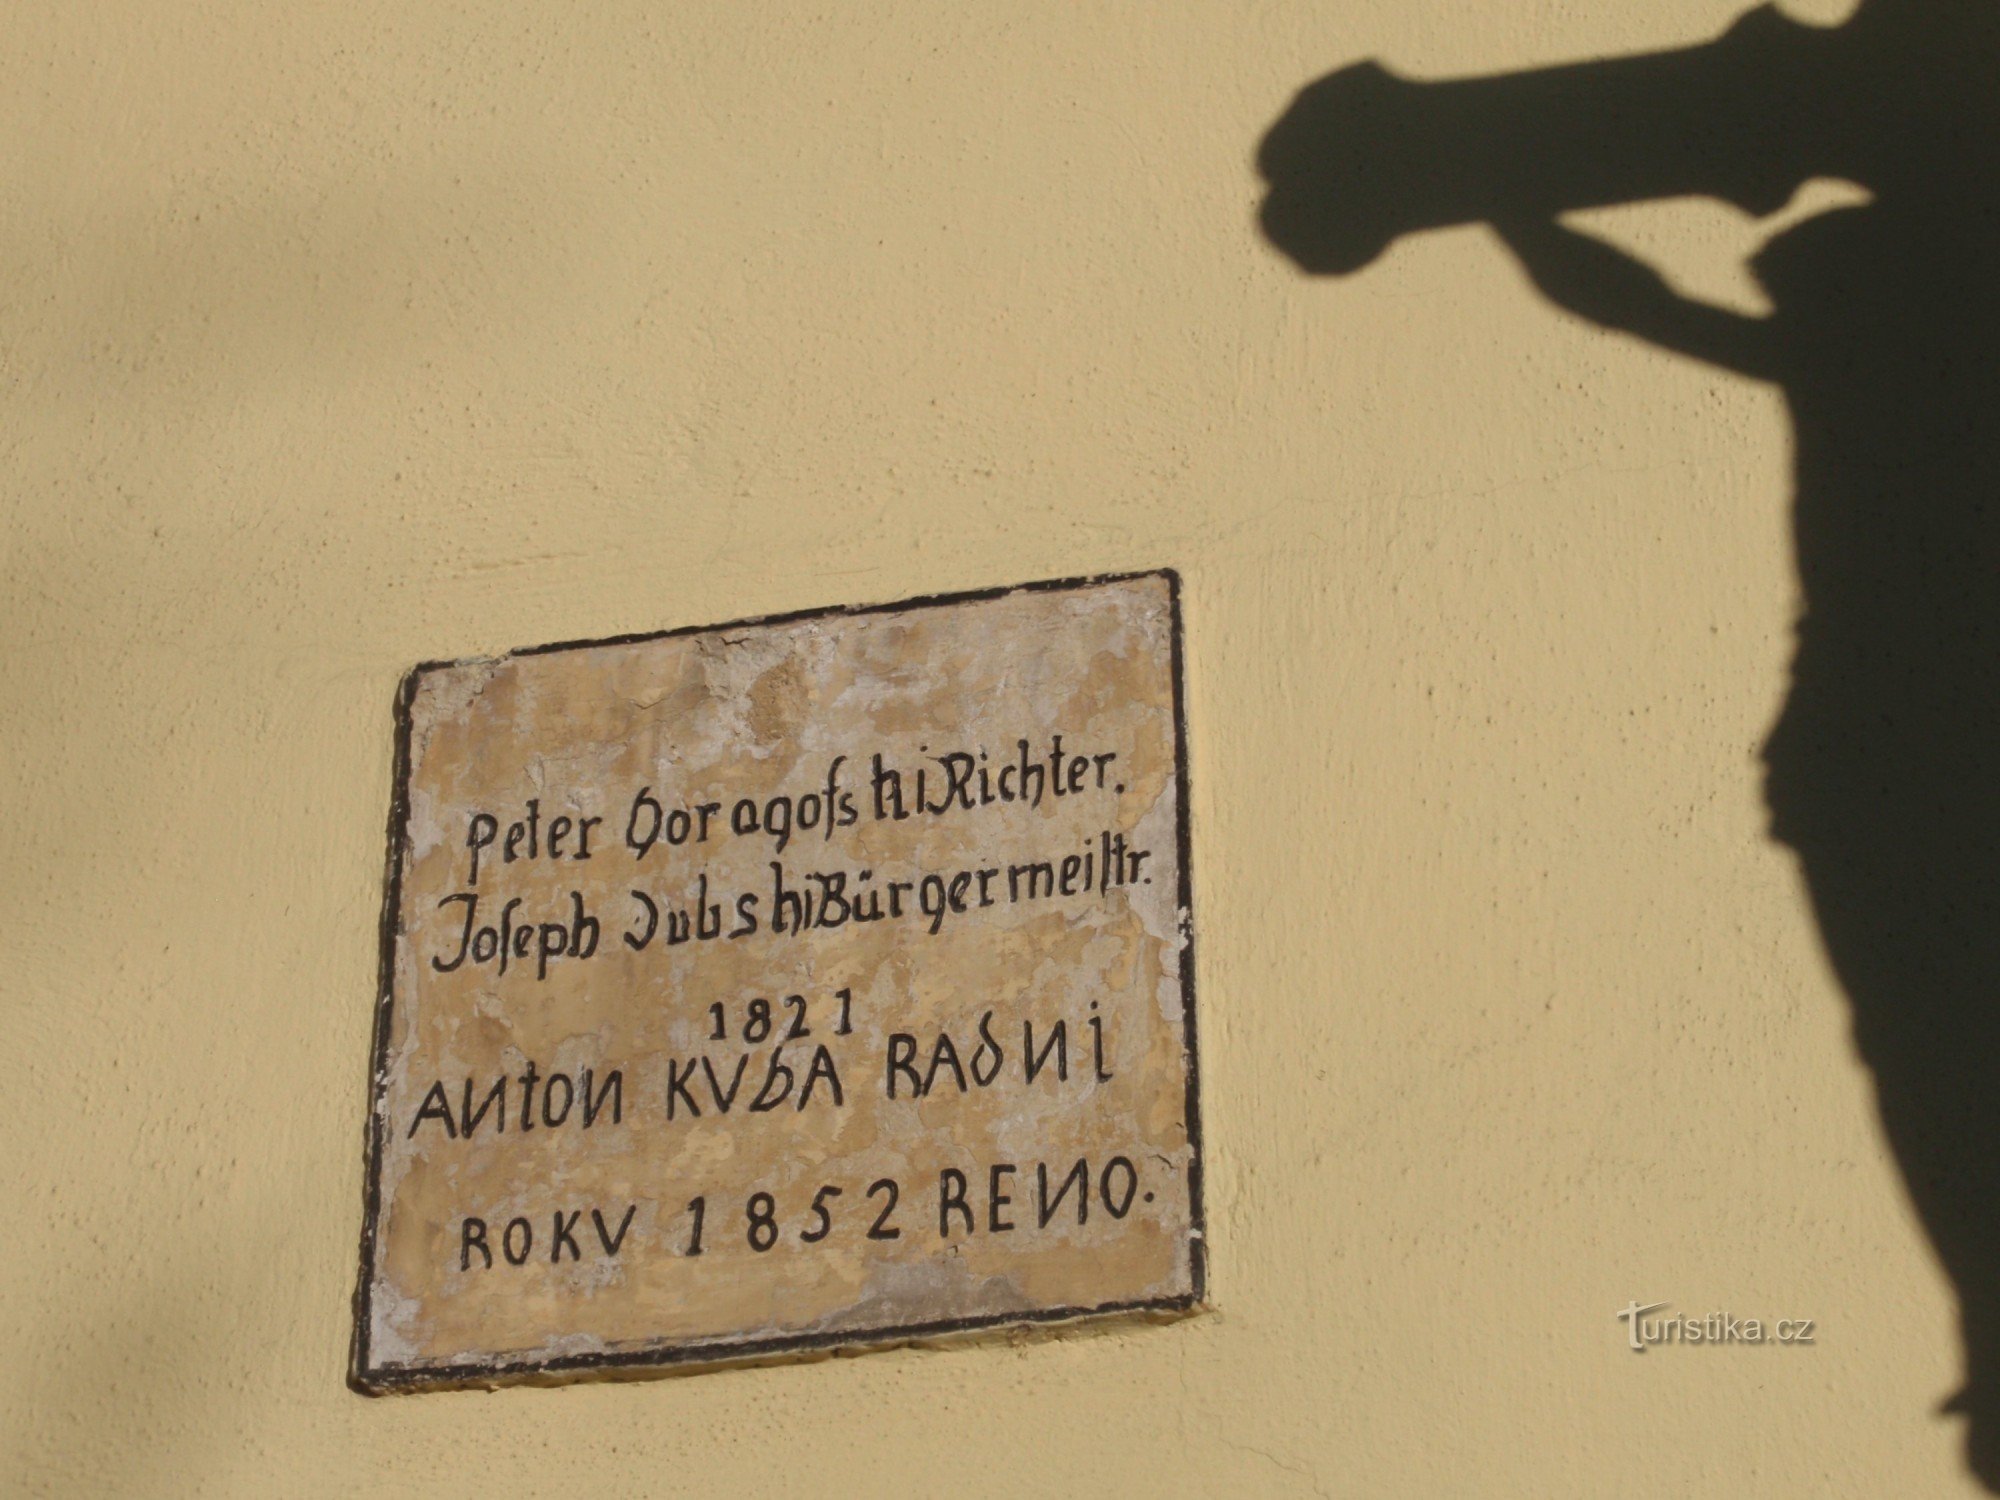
left=349, top=568, right=1205, bottom=1394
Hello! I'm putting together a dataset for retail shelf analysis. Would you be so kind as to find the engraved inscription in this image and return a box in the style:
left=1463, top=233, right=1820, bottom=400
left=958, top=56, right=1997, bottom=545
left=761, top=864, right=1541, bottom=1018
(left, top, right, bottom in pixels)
left=352, top=571, right=1202, bottom=1392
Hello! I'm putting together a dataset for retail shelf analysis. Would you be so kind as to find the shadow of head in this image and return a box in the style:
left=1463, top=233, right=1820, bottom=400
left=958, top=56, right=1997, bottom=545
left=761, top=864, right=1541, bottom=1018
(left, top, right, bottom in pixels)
left=1255, top=62, right=1413, bottom=275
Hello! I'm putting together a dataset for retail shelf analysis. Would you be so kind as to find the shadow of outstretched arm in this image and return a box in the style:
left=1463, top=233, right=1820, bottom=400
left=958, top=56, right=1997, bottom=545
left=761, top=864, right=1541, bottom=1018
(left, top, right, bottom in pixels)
left=1490, top=216, right=1779, bottom=379
left=1258, top=5, right=1834, bottom=276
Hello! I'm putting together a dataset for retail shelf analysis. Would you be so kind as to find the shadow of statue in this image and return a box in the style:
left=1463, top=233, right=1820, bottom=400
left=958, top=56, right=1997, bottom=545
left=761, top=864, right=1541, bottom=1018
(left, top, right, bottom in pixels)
left=1259, top=1, right=2000, bottom=1485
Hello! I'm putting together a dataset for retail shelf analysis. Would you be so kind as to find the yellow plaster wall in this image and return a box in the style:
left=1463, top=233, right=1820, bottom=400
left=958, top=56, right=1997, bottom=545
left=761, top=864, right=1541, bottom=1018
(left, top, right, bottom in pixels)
left=7, top=0, right=1968, bottom=1493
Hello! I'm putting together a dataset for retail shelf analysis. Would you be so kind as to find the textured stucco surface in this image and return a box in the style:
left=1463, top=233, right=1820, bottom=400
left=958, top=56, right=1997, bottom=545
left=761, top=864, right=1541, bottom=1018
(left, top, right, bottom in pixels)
left=4, top=0, right=1976, bottom=1494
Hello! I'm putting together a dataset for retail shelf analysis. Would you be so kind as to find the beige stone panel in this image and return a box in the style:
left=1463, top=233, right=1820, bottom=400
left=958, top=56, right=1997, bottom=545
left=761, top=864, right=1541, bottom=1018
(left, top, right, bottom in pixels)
left=357, top=572, right=1201, bottom=1386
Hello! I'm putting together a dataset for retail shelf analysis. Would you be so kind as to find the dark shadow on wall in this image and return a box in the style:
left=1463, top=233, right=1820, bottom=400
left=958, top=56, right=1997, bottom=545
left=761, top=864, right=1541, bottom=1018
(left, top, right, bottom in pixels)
left=1258, top=0, right=2000, bottom=1488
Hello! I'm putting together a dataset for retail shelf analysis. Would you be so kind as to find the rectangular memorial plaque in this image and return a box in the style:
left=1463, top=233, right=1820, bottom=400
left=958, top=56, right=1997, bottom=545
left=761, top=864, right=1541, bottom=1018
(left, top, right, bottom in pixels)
left=351, top=570, right=1202, bottom=1391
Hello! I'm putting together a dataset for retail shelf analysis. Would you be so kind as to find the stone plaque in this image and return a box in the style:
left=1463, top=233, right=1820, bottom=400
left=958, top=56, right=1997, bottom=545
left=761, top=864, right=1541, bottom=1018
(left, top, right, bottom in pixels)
left=351, top=571, right=1203, bottom=1392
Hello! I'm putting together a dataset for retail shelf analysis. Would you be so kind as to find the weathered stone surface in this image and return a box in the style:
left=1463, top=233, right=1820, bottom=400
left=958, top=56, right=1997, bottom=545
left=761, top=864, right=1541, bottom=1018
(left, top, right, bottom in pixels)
left=353, top=571, right=1202, bottom=1391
